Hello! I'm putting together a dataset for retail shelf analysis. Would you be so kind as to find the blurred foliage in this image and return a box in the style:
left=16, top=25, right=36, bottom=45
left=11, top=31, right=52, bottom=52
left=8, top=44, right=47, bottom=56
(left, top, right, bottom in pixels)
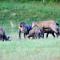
left=0, top=0, right=60, bottom=3
left=0, top=2, right=60, bottom=32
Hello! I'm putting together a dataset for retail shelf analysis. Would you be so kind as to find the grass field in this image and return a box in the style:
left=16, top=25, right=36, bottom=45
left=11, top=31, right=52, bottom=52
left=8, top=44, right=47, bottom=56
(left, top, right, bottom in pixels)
left=0, top=1, right=60, bottom=60
left=0, top=39, right=60, bottom=60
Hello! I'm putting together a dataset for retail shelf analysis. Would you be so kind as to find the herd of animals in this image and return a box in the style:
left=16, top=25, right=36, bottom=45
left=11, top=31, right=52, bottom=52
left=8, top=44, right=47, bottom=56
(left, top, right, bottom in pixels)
left=0, top=20, right=60, bottom=41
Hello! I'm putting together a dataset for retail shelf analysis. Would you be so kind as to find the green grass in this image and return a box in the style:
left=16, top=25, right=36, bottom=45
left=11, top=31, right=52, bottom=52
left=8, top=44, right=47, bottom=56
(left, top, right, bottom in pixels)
left=0, top=39, right=60, bottom=60
left=0, top=2, right=60, bottom=36
left=0, top=2, right=60, bottom=24
left=0, top=2, right=60, bottom=28
left=0, top=2, right=60, bottom=32
left=0, top=2, right=60, bottom=60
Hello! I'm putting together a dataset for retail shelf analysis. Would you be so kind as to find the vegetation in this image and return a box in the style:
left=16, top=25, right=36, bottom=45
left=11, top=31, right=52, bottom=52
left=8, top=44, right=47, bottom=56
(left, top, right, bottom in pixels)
left=0, top=39, right=60, bottom=60
left=0, top=0, right=60, bottom=3
left=0, top=1, right=60, bottom=36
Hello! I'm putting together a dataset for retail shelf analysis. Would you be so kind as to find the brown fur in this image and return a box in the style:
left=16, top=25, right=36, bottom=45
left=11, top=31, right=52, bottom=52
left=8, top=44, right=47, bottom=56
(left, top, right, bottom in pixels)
left=32, top=20, right=58, bottom=33
left=27, top=26, right=43, bottom=39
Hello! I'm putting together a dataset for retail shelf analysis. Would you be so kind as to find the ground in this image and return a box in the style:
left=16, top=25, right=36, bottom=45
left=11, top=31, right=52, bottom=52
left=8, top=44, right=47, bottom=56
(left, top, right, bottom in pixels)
left=0, top=38, right=60, bottom=60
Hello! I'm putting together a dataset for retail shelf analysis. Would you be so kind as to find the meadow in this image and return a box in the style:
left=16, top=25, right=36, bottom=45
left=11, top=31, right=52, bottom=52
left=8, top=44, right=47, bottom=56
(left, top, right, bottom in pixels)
left=0, top=1, right=60, bottom=60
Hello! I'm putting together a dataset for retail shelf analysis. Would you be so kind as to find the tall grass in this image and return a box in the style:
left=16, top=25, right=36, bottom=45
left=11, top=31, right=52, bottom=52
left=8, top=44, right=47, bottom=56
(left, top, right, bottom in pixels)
left=0, top=2, right=60, bottom=32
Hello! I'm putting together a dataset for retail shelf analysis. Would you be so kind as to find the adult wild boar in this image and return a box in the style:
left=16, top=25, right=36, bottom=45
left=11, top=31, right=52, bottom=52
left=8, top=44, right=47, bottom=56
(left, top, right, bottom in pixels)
left=27, top=26, right=56, bottom=39
left=19, top=22, right=32, bottom=38
left=32, top=20, right=58, bottom=34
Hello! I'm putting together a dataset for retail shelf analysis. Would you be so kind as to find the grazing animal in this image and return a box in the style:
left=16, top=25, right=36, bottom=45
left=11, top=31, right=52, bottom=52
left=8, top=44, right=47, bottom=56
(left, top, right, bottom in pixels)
left=27, top=26, right=44, bottom=39
left=27, top=26, right=56, bottom=39
left=19, top=22, right=32, bottom=38
left=32, top=20, right=58, bottom=34
left=0, top=27, right=9, bottom=41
